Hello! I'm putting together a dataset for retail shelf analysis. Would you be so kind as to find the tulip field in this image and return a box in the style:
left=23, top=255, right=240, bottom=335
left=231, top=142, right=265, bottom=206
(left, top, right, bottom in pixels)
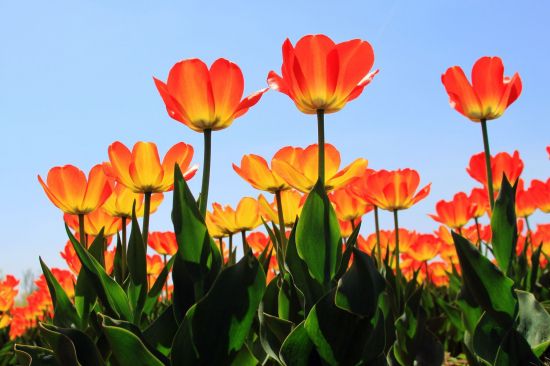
left=1, top=33, right=550, bottom=366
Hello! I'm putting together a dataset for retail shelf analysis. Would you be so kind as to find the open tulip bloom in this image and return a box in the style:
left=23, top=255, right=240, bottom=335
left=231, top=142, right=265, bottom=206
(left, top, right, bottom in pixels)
left=442, top=56, right=522, bottom=209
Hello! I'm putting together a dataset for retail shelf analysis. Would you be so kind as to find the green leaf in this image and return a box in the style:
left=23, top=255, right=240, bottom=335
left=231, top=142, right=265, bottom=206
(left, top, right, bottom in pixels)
left=40, top=323, right=104, bottom=366
left=229, top=345, right=258, bottom=366
left=143, top=256, right=175, bottom=315
left=335, top=248, right=385, bottom=318
left=113, top=234, right=124, bottom=284
left=515, top=290, right=550, bottom=356
left=171, top=253, right=266, bottom=365
left=143, top=305, right=179, bottom=357
left=258, top=311, right=294, bottom=363
left=491, top=176, right=518, bottom=274
left=39, top=323, right=80, bottom=366
left=284, top=222, right=324, bottom=314
left=279, top=321, right=321, bottom=366
left=452, top=231, right=517, bottom=326
left=13, top=345, right=59, bottom=366
left=100, top=316, right=164, bottom=366
left=39, top=258, right=80, bottom=329
left=334, top=222, right=361, bottom=281
left=127, top=209, right=148, bottom=322
left=304, top=291, right=375, bottom=366
left=67, top=225, right=132, bottom=321
left=295, top=180, right=342, bottom=285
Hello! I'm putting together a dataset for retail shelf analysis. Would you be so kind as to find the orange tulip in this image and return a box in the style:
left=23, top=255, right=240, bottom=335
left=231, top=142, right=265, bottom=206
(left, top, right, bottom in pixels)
left=462, top=223, right=492, bottom=244
left=209, top=197, right=262, bottom=235
left=268, top=34, right=378, bottom=114
left=441, top=56, right=522, bottom=122
left=60, top=241, right=81, bottom=275
left=102, top=182, right=164, bottom=218
left=469, top=188, right=490, bottom=218
left=515, top=179, right=537, bottom=218
left=233, top=154, right=290, bottom=193
left=531, top=178, right=550, bottom=213
left=146, top=254, right=164, bottom=289
left=429, top=192, right=476, bottom=229
left=408, top=234, right=440, bottom=262
left=258, top=190, right=304, bottom=228
left=427, top=262, right=451, bottom=287
left=271, top=144, right=367, bottom=192
left=36, top=269, right=75, bottom=299
left=467, top=151, right=524, bottom=191
left=154, top=58, right=267, bottom=132
left=247, top=232, right=278, bottom=282
left=357, top=229, right=417, bottom=260
left=64, top=208, right=124, bottom=237
left=329, top=186, right=372, bottom=222
left=338, top=218, right=362, bottom=238
left=205, top=212, right=227, bottom=239
left=38, top=164, right=112, bottom=215
left=148, top=231, right=178, bottom=256
left=360, top=169, right=430, bottom=211
left=106, top=141, right=197, bottom=194
left=0, top=275, right=19, bottom=313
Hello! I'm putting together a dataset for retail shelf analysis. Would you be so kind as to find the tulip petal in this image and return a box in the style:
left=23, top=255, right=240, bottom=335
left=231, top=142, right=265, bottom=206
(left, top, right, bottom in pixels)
left=108, top=142, right=136, bottom=190
left=333, top=39, right=375, bottom=102
left=232, top=87, right=269, bottom=121
left=153, top=77, right=191, bottom=127
left=38, top=174, right=71, bottom=213
left=442, top=66, right=482, bottom=120
left=82, top=164, right=112, bottom=212
left=129, top=142, right=163, bottom=192
left=272, top=159, right=315, bottom=193
left=209, top=59, right=244, bottom=129
left=47, top=166, right=87, bottom=213
left=161, top=142, right=194, bottom=189
left=327, top=158, right=368, bottom=191
left=472, top=56, right=505, bottom=118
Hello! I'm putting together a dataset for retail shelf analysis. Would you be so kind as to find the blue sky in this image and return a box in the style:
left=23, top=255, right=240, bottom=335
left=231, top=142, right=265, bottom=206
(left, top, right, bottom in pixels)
left=1, top=1, right=548, bottom=277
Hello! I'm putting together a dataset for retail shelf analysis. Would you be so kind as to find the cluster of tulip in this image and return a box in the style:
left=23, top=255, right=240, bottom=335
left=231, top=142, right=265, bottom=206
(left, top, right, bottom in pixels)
left=2, top=34, right=549, bottom=365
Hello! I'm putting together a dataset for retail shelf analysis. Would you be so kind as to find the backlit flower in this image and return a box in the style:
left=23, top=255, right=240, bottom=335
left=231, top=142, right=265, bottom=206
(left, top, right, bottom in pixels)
left=469, top=188, right=490, bottom=218
left=102, top=182, right=164, bottom=218
left=209, top=197, right=262, bottom=235
left=441, top=56, right=522, bottom=122
left=148, top=231, right=178, bottom=256
left=106, top=141, right=197, bottom=193
left=271, top=144, right=367, bottom=192
left=429, top=192, right=476, bottom=229
left=329, top=186, right=372, bottom=221
left=531, top=178, right=550, bottom=213
left=64, top=208, right=124, bottom=237
left=467, top=151, right=523, bottom=191
left=515, top=179, right=537, bottom=218
left=268, top=34, right=378, bottom=114
left=233, top=154, right=290, bottom=193
left=154, top=58, right=267, bottom=132
left=258, top=190, right=304, bottom=228
left=38, top=164, right=112, bottom=215
left=360, top=169, right=430, bottom=211
left=408, top=234, right=440, bottom=262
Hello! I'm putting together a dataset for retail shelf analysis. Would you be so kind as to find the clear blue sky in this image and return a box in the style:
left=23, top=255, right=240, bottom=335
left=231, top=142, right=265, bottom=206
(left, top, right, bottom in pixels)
left=1, top=1, right=548, bottom=277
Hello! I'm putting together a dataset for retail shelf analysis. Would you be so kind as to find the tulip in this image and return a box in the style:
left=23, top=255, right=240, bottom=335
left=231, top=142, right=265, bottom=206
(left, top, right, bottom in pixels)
left=515, top=179, right=537, bottom=219
left=233, top=154, right=290, bottom=193
left=530, top=178, right=550, bottom=213
left=0, top=275, right=19, bottom=313
left=469, top=188, right=490, bottom=218
left=272, top=144, right=367, bottom=193
left=329, top=186, right=372, bottom=224
left=258, top=191, right=303, bottom=228
left=269, top=34, right=377, bottom=187
left=148, top=231, right=178, bottom=256
left=64, top=209, right=123, bottom=238
left=38, top=164, right=112, bottom=247
left=429, top=192, right=476, bottom=230
left=60, top=241, right=81, bottom=275
left=442, top=56, right=522, bottom=208
left=101, top=182, right=164, bottom=219
left=106, top=141, right=197, bottom=245
left=467, top=151, right=524, bottom=193
left=247, top=232, right=278, bottom=282
left=155, top=58, right=268, bottom=216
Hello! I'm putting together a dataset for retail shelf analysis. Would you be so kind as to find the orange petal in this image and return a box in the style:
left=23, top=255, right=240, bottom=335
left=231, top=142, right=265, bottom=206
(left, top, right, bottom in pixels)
left=232, top=87, right=269, bottom=121
left=327, top=158, right=368, bottom=191
left=272, top=159, right=315, bottom=193
left=82, top=164, right=112, bottom=212
left=153, top=77, right=190, bottom=126
left=38, top=174, right=71, bottom=213
left=441, top=66, right=481, bottom=120
left=47, top=165, right=87, bottom=214
left=108, top=142, right=136, bottom=190
left=236, top=197, right=260, bottom=230
left=209, top=58, right=244, bottom=129
left=161, top=142, right=194, bottom=190
left=471, top=56, right=505, bottom=118
left=129, top=142, right=163, bottom=192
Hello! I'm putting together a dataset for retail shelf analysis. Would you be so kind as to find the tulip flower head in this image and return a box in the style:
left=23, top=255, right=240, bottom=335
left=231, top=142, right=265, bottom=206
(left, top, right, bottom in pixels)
left=469, top=187, right=490, bottom=218
left=209, top=197, right=262, bottom=235
left=429, top=192, right=476, bottom=230
left=38, top=164, right=112, bottom=215
left=530, top=178, right=550, bottom=213
left=154, top=58, right=268, bottom=132
left=271, top=144, right=367, bottom=193
left=360, top=169, right=430, bottom=212
left=515, top=179, right=537, bottom=219
left=102, top=183, right=164, bottom=219
left=64, top=209, right=124, bottom=237
left=258, top=191, right=304, bottom=228
left=268, top=34, right=378, bottom=114
left=329, top=186, right=372, bottom=222
left=233, top=154, right=290, bottom=193
left=467, top=151, right=523, bottom=192
left=106, top=141, right=197, bottom=194
left=441, top=56, right=522, bottom=122
left=148, top=231, right=178, bottom=256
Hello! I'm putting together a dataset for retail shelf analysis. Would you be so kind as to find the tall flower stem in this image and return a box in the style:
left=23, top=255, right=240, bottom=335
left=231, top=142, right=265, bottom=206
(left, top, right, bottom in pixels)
left=316, top=109, right=325, bottom=186
left=374, top=206, right=382, bottom=265
left=121, top=217, right=128, bottom=277
left=199, top=129, right=212, bottom=217
left=142, top=192, right=152, bottom=250
left=78, top=214, right=87, bottom=248
left=241, top=230, right=250, bottom=254
left=218, top=238, right=224, bottom=265
left=480, top=119, right=495, bottom=209
left=163, top=254, right=169, bottom=301
left=228, top=234, right=234, bottom=264
left=393, top=210, right=402, bottom=308
left=525, top=217, right=533, bottom=253
left=275, top=190, right=287, bottom=254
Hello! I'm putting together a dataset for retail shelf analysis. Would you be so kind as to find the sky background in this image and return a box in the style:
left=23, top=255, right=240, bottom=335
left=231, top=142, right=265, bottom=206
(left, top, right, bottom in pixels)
left=1, top=1, right=548, bottom=277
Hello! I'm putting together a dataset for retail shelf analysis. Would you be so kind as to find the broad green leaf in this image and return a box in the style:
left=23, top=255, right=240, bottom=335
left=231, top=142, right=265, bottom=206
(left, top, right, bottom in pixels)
left=143, top=305, right=179, bottom=357
left=515, top=290, right=550, bottom=356
left=258, top=311, right=294, bottom=363
left=334, top=222, right=361, bottom=281
left=491, top=176, right=518, bottom=274
left=40, top=323, right=104, bottom=366
left=452, top=231, right=517, bottom=326
left=278, top=273, right=303, bottom=323
left=39, top=323, right=80, bottom=366
left=143, top=256, right=175, bottom=315
left=127, top=210, right=148, bottom=322
left=171, top=253, right=266, bottom=365
left=67, top=225, right=132, bottom=321
left=304, top=291, right=374, bottom=365
left=230, top=345, right=258, bottom=366
left=100, top=317, right=164, bottom=366
left=39, top=258, right=80, bottom=329
left=295, top=180, right=342, bottom=285
left=13, top=345, right=59, bottom=366
left=279, top=321, right=321, bottom=366
left=335, top=248, right=385, bottom=317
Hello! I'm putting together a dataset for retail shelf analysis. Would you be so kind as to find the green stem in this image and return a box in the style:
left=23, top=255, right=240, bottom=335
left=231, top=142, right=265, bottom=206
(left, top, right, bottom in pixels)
left=241, top=230, right=250, bottom=255
left=78, top=214, right=87, bottom=248
left=218, top=238, right=224, bottom=265
left=121, top=217, right=127, bottom=278
left=480, top=119, right=495, bottom=209
left=163, top=254, right=169, bottom=301
left=199, top=129, right=212, bottom=217
left=374, top=206, right=382, bottom=265
left=275, top=190, right=287, bottom=254
left=350, top=219, right=356, bottom=231
left=316, top=109, right=325, bottom=186
left=142, top=192, right=152, bottom=250
left=229, top=234, right=234, bottom=264
left=525, top=216, right=533, bottom=254
left=393, top=210, right=402, bottom=307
